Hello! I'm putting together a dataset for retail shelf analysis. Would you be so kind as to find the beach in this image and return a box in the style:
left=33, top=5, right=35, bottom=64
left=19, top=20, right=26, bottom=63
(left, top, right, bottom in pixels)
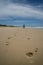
left=0, top=27, right=43, bottom=65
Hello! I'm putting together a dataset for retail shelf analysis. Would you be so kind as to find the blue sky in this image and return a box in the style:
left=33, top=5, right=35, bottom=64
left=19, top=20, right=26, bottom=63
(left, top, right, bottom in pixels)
left=0, top=0, right=43, bottom=27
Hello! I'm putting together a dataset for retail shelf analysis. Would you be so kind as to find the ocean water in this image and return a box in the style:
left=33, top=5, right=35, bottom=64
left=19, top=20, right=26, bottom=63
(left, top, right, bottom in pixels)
left=0, top=20, right=43, bottom=28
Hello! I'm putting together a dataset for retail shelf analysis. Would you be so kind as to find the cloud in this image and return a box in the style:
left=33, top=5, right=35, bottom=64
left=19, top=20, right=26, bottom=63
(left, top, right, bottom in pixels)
left=0, top=1, right=43, bottom=20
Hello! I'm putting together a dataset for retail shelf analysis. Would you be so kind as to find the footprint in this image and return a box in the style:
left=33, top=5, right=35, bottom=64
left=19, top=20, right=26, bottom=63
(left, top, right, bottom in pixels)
left=6, top=43, right=9, bottom=46
left=34, top=48, right=38, bottom=55
left=26, top=52, right=33, bottom=57
left=5, top=41, right=9, bottom=46
left=35, top=48, right=38, bottom=53
left=8, top=37, right=11, bottom=39
left=27, top=38, right=30, bottom=40
left=8, top=37, right=13, bottom=40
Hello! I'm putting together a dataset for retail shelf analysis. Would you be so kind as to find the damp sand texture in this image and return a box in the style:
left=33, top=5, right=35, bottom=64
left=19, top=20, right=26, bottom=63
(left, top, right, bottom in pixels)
left=0, top=27, right=43, bottom=65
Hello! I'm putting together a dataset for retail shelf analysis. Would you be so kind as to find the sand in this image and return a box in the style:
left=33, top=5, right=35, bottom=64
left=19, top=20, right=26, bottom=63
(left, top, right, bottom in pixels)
left=0, top=27, right=43, bottom=65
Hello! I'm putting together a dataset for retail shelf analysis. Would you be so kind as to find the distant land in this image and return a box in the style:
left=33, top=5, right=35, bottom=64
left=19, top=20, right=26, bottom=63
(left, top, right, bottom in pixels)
left=0, top=24, right=17, bottom=27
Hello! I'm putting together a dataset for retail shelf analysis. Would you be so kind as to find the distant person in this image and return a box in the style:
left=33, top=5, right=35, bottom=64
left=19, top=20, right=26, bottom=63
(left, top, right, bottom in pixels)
left=23, top=24, right=25, bottom=28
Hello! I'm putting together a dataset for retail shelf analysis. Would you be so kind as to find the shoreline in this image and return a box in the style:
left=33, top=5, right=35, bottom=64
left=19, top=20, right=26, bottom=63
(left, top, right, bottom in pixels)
left=0, top=26, right=43, bottom=29
left=0, top=24, right=43, bottom=29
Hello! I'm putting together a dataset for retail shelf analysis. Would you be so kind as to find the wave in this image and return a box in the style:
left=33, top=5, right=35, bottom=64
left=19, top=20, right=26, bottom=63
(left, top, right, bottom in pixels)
left=26, top=26, right=43, bottom=29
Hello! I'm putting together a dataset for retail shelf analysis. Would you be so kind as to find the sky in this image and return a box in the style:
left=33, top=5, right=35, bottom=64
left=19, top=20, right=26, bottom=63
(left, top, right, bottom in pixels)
left=0, top=0, right=43, bottom=27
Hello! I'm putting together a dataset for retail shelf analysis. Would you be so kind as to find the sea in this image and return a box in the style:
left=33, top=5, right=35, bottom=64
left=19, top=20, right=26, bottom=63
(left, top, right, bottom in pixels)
left=0, top=20, right=43, bottom=28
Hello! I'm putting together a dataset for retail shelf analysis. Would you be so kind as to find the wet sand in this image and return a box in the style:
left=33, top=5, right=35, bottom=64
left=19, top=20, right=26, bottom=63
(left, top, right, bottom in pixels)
left=0, top=27, right=43, bottom=65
